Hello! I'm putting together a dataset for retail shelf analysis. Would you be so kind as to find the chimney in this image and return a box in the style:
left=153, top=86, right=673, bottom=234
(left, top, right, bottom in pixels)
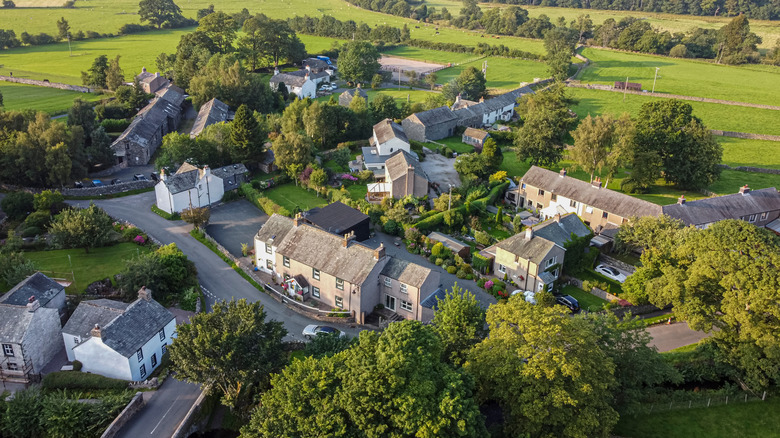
left=678, top=195, right=686, bottom=204
left=142, top=66, right=147, bottom=73
left=138, top=286, right=152, bottom=301
left=479, top=96, right=485, bottom=103
left=305, top=72, right=310, bottom=81
left=273, top=67, right=280, bottom=76
left=525, top=226, right=533, bottom=241
left=357, top=83, right=361, bottom=89
left=26, top=295, right=40, bottom=313
left=293, top=213, right=303, bottom=227
left=554, top=213, right=561, bottom=223
left=91, top=324, right=102, bottom=338
left=155, top=72, right=160, bottom=78
left=591, top=177, right=602, bottom=189
left=343, top=231, right=356, bottom=248
left=160, top=168, right=166, bottom=181
left=559, top=168, right=567, bottom=178
left=739, top=184, right=750, bottom=195
left=201, top=165, right=211, bottom=178
left=455, top=94, right=461, bottom=104
left=374, top=242, right=386, bottom=260
left=305, top=65, right=311, bottom=72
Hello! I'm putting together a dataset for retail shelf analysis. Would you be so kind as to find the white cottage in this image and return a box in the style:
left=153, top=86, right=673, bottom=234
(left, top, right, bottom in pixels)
left=269, top=69, right=317, bottom=99
left=62, top=288, right=176, bottom=381
left=155, top=162, right=247, bottom=214
left=362, top=119, right=411, bottom=173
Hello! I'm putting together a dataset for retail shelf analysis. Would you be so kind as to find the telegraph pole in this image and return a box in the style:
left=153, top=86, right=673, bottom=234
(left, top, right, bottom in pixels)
left=652, top=67, right=660, bottom=93
left=622, top=76, right=629, bottom=102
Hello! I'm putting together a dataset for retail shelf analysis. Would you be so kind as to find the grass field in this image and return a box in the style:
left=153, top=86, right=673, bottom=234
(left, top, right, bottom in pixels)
left=264, top=184, right=327, bottom=211
left=0, top=82, right=102, bottom=114
left=719, top=137, right=780, bottom=170
left=436, top=57, right=550, bottom=91
left=561, top=285, right=608, bottom=311
left=613, top=397, right=780, bottom=438
left=436, top=136, right=475, bottom=154
left=380, top=46, right=478, bottom=65
left=346, top=184, right=367, bottom=201
left=298, top=34, right=345, bottom=54
left=24, top=243, right=151, bottom=294
left=569, top=88, right=780, bottom=136
left=578, top=48, right=780, bottom=106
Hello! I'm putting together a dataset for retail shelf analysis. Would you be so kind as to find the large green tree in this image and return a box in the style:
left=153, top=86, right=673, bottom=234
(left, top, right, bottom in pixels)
left=81, top=55, right=109, bottom=89
left=138, top=0, right=184, bottom=29
left=514, top=84, right=577, bottom=167
left=188, top=54, right=276, bottom=112
left=105, top=55, right=125, bottom=91
left=240, top=15, right=305, bottom=69
left=48, top=203, right=114, bottom=253
left=544, top=26, right=578, bottom=82
left=271, top=132, right=314, bottom=177
left=717, top=15, right=761, bottom=65
left=170, top=299, right=287, bottom=411
left=337, top=41, right=381, bottom=84
left=569, top=113, right=613, bottom=182
left=117, top=243, right=198, bottom=302
left=431, top=284, right=486, bottom=366
left=441, top=66, right=486, bottom=101
left=230, top=104, right=265, bottom=162
left=197, top=11, right=237, bottom=53
left=369, top=93, right=399, bottom=122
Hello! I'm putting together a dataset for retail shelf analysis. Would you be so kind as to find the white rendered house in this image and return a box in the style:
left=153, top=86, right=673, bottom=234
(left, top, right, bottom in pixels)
left=155, top=162, right=247, bottom=214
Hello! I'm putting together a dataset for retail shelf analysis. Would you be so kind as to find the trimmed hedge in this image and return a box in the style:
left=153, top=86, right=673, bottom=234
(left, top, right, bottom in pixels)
left=240, top=183, right=292, bottom=217
left=42, top=371, right=128, bottom=391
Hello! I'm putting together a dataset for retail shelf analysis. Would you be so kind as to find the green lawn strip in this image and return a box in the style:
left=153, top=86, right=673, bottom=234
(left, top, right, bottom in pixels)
left=297, top=34, right=345, bottom=54
left=578, top=47, right=780, bottom=107
left=189, top=228, right=270, bottom=297
left=561, top=285, right=607, bottom=311
left=569, top=87, right=780, bottom=136
left=613, top=397, right=780, bottom=438
left=24, top=243, right=150, bottom=294
left=436, top=57, right=550, bottom=91
left=64, top=187, right=155, bottom=200
left=719, top=137, right=780, bottom=170
left=662, top=341, right=701, bottom=355
left=479, top=217, right=511, bottom=240
left=436, top=136, right=475, bottom=154
left=0, top=83, right=102, bottom=115
left=263, top=184, right=327, bottom=212
left=575, top=269, right=624, bottom=296
left=380, top=46, right=477, bottom=65
left=151, top=204, right=180, bottom=220
left=346, top=184, right=367, bottom=201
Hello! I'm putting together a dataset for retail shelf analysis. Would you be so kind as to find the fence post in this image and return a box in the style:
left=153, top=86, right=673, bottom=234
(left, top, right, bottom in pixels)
left=649, top=404, right=653, bottom=413
left=707, top=398, right=711, bottom=407
left=745, top=394, right=748, bottom=403
left=763, top=391, right=767, bottom=401
left=688, top=400, right=691, bottom=409
left=669, top=402, right=673, bottom=410
left=726, top=396, right=728, bottom=405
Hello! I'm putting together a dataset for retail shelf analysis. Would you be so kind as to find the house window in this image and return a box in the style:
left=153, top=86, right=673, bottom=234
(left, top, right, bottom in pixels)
left=312, top=286, right=320, bottom=298
left=538, top=189, right=545, bottom=196
left=151, top=353, right=158, bottom=368
left=570, top=200, right=577, bottom=208
left=159, top=328, right=165, bottom=341
left=400, top=300, right=413, bottom=312
left=2, top=344, right=13, bottom=357
left=400, top=283, right=408, bottom=294
left=313, top=268, right=320, bottom=280
left=283, top=256, right=290, bottom=267
left=585, top=206, right=593, bottom=214
left=521, top=183, right=526, bottom=189
left=749, top=214, right=757, bottom=222
left=137, top=349, right=143, bottom=362
left=265, top=243, right=272, bottom=254
left=547, top=256, right=557, bottom=267
left=552, top=268, right=559, bottom=278
left=73, top=336, right=80, bottom=345
left=7, top=363, right=18, bottom=371
left=602, top=211, right=608, bottom=219
left=162, top=344, right=168, bottom=356
left=385, top=295, right=396, bottom=311
left=497, top=264, right=506, bottom=274
left=198, top=184, right=202, bottom=190
left=336, top=278, right=344, bottom=290
left=266, top=259, right=273, bottom=269
left=550, top=194, right=557, bottom=202
left=536, top=203, right=543, bottom=210
left=140, top=364, right=147, bottom=379
left=335, top=296, right=343, bottom=308
left=761, top=212, right=768, bottom=220
left=384, top=277, right=392, bottom=287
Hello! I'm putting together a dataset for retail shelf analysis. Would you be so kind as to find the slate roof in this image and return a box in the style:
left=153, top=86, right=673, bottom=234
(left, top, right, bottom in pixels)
left=494, top=233, right=556, bottom=265
left=0, top=273, right=64, bottom=308
left=190, top=98, right=229, bottom=138
left=420, top=288, right=446, bottom=310
left=270, top=71, right=318, bottom=88
left=386, top=150, right=429, bottom=182
left=111, top=91, right=183, bottom=153
left=373, top=119, right=409, bottom=145
left=427, top=232, right=469, bottom=253
left=521, top=166, right=662, bottom=219
left=303, top=58, right=330, bottom=71
left=451, top=97, right=478, bottom=110
left=211, top=163, right=248, bottom=180
left=362, top=146, right=387, bottom=164
left=340, top=88, right=368, bottom=106
left=380, top=258, right=432, bottom=288
left=100, top=298, right=174, bottom=358
left=62, top=299, right=129, bottom=338
left=0, top=305, right=35, bottom=344
left=662, top=188, right=780, bottom=226
left=304, top=202, right=369, bottom=235
left=406, top=106, right=458, bottom=127
left=160, top=166, right=199, bottom=195
left=492, top=214, right=589, bottom=264
left=255, top=214, right=296, bottom=246
left=463, top=127, right=489, bottom=141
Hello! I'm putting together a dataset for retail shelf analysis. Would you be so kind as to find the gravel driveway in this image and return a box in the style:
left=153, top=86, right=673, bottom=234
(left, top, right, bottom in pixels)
left=206, top=200, right=268, bottom=257
left=420, top=153, right=462, bottom=188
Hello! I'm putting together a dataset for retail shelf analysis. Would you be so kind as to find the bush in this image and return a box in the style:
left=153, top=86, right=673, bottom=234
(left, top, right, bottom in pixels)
left=240, top=184, right=291, bottom=217
left=118, top=23, right=154, bottom=35
left=446, top=266, right=457, bottom=274
left=435, top=258, right=444, bottom=266
left=221, top=190, right=241, bottom=203
left=42, top=371, right=127, bottom=391
left=456, top=268, right=468, bottom=278
left=24, top=210, right=51, bottom=229
left=383, top=219, right=399, bottom=235
left=72, top=360, right=82, bottom=371
left=22, top=226, right=42, bottom=238
left=2, top=191, right=34, bottom=220
left=100, top=118, right=131, bottom=132
left=477, top=278, right=487, bottom=288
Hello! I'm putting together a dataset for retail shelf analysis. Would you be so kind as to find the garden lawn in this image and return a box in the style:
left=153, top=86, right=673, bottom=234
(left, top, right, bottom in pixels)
left=574, top=269, right=624, bottom=296
left=569, top=87, right=780, bottom=136
left=436, top=57, right=550, bottom=91
left=24, top=243, right=151, bottom=294
left=561, top=285, right=607, bottom=312
left=437, top=136, right=475, bottom=154
left=577, top=47, right=780, bottom=106
left=613, top=397, right=780, bottom=438
left=263, top=184, right=327, bottom=212
left=346, top=184, right=368, bottom=201
left=0, top=82, right=102, bottom=115
left=479, top=217, right=511, bottom=240
left=297, top=35, right=345, bottom=54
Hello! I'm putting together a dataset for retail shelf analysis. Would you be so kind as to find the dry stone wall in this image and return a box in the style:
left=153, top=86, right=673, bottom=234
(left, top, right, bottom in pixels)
left=0, top=75, right=94, bottom=93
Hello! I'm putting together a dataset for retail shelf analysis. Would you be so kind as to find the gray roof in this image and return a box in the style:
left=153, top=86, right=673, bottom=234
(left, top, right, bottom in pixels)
left=521, top=166, right=663, bottom=219
left=453, top=86, right=533, bottom=125
left=111, top=91, right=183, bottom=152
left=256, top=214, right=296, bottom=245
left=494, top=233, right=556, bottom=265
left=420, top=288, right=446, bottom=310
left=340, top=88, right=368, bottom=106
left=101, top=298, right=174, bottom=358
left=373, top=118, right=408, bottom=145
left=270, top=71, right=314, bottom=88
left=160, top=165, right=199, bottom=194
left=532, top=213, right=592, bottom=247
left=211, top=163, right=248, bottom=180
left=386, top=150, right=429, bottom=182
left=190, top=98, right=229, bottom=138
left=380, top=257, right=432, bottom=288
left=662, top=188, right=780, bottom=225
left=0, top=273, right=64, bottom=307
left=157, top=86, right=185, bottom=106
left=62, top=299, right=129, bottom=338
left=427, top=232, right=469, bottom=253
left=362, top=146, right=387, bottom=164
left=303, top=58, right=330, bottom=71
left=0, top=305, right=35, bottom=344
left=463, top=127, right=489, bottom=141
left=406, top=106, right=458, bottom=127
left=538, top=271, right=556, bottom=285
left=305, top=202, right=369, bottom=234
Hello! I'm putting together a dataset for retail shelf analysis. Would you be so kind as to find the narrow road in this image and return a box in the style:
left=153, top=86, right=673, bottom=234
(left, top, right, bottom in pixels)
left=115, top=378, right=202, bottom=438
left=646, top=321, right=710, bottom=352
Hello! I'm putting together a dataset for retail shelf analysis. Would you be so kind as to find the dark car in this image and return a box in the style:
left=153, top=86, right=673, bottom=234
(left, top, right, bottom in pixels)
left=133, top=173, right=147, bottom=181
left=91, top=180, right=104, bottom=187
left=110, top=178, right=121, bottom=185
left=150, top=172, right=159, bottom=182
left=555, top=295, right=580, bottom=313
left=74, top=181, right=84, bottom=188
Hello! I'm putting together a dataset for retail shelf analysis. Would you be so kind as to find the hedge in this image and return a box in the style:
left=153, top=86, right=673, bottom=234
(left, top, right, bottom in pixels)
left=99, top=118, right=131, bottom=133
left=240, top=183, right=292, bottom=217
left=413, top=182, right=509, bottom=233
left=42, top=371, right=128, bottom=391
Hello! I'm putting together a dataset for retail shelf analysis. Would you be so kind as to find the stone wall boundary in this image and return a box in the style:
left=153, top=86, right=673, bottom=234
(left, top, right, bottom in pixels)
left=100, top=392, right=145, bottom=438
left=170, top=388, right=207, bottom=438
left=710, top=130, right=780, bottom=142
left=718, top=164, right=780, bottom=175
left=0, top=75, right=94, bottom=93
left=61, top=180, right=156, bottom=197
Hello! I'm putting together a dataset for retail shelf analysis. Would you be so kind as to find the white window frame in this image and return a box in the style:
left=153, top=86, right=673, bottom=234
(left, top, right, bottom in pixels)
left=335, top=296, right=343, bottom=308
left=384, top=277, right=391, bottom=287
left=749, top=214, right=757, bottom=223
left=151, top=353, right=157, bottom=368
left=570, top=200, right=577, bottom=208
left=336, top=278, right=344, bottom=290
left=140, top=364, right=147, bottom=379
left=266, top=259, right=273, bottom=269
left=312, top=286, right=320, bottom=298
left=497, top=264, right=507, bottom=274
left=265, top=243, right=272, bottom=254
left=313, top=268, right=320, bottom=281
left=547, top=256, right=557, bottom=268
left=3, top=344, right=14, bottom=357
left=761, top=212, right=768, bottom=220
left=400, top=300, right=413, bottom=312
left=159, top=328, right=165, bottom=341
left=400, top=283, right=408, bottom=294
left=136, top=349, right=143, bottom=362
left=162, top=344, right=168, bottom=356
left=283, top=256, right=290, bottom=267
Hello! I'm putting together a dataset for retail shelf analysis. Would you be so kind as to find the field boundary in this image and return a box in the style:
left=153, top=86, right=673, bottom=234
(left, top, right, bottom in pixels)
left=710, top=130, right=780, bottom=142
left=0, top=75, right=94, bottom=93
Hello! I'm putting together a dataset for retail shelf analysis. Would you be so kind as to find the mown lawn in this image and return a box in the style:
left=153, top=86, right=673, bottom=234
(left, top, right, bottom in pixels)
left=578, top=47, right=780, bottom=106
left=346, top=184, right=367, bottom=201
left=614, top=397, right=780, bottom=438
left=263, top=184, right=327, bottom=212
left=561, top=285, right=608, bottom=312
left=436, top=136, right=475, bottom=154
left=24, top=243, right=151, bottom=294
left=719, top=137, right=780, bottom=170
left=0, top=82, right=102, bottom=115
left=436, top=57, right=550, bottom=91
left=380, top=46, right=477, bottom=65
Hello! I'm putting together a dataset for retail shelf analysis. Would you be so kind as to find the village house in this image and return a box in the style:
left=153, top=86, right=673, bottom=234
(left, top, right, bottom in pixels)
left=662, top=185, right=780, bottom=230
left=339, top=85, right=368, bottom=107
left=258, top=148, right=277, bottom=174
left=363, top=118, right=411, bottom=173
left=0, top=272, right=67, bottom=322
left=402, top=106, right=459, bottom=142
left=480, top=213, right=592, bottom=292
left=269, top=65, right=330, bottom=99
left=136, top=67, right=171, bottom=94
left=61, top=287, right=176, bottom=381
left=189, top=98, right=230, bottom=138
left=302, top=57, right=335, bottom=75
left=155, top=162, right=247, bottom=214
left=0, top=296, right=62, bottom=384
left=254, top=215, right=439, bottom=324
left=427, top=232, right=470, bottom=259
left=461, top=127, right=490, bottom=150
left=111, top=87, right=185, bottom=167
left=367, top=150, right=430, bottom=202
left=452, top=86, right=532, bottom=128
left=303, top=201, right=371, bottom=242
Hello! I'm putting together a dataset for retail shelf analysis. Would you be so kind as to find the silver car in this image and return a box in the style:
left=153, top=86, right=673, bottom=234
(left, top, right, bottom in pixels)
left=595, top=264, right=627, bottom=283
left=302, top=325, right=345, bottom=340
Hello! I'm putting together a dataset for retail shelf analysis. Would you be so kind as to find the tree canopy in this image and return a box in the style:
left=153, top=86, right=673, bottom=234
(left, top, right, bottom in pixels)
left=138, top=0, right=184, bottom=29
left=48, top=203, right=114, bottom=253
left=514, top=84, right=577, bottom=167
left=337, top=41, right=381, bottom=84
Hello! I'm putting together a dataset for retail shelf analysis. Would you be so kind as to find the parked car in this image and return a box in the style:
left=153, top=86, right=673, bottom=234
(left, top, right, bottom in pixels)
left=74, top=181, right=84, bottom=188
left=91, top=180, right=104, bottom=187
left=595, top=264, right=627, bottom=283
left=110, top=178, right=121, bottom=185
left=133, top=174, right=147, bottom=181
left=302, top=325, right=345, bottom=340
left=510, top=290, right=537, bottom=305
left=555, top=295, right=580, bottom=313
left=150, top=172, right=159, bottom=182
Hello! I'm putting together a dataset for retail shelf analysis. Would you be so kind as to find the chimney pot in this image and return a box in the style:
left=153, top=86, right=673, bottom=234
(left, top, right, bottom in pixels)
left=554, top=213, right=561, bottom=223
left=678, top=195, right=686, bottom=204
left=91, top=324, right=102, bottom=338
left=293, top=213, right=303, bottom=227
left=739, top=184, right=751, bottom=195
left=525, top=227, right=533, bottom=241
left=138, top=286, right=152, bottom=301
left=559, top=168, right=566, bottom=178
left=374, top=243, right=386, bottom=260
left=26, top=295, right=40, bottom=313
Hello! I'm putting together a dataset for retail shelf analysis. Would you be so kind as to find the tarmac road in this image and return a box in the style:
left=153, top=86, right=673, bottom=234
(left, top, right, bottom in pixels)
left=114, top=377, right=202, bottom=438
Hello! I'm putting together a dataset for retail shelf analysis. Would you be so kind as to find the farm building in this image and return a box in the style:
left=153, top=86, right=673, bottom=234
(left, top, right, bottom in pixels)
left=462, top=128, right=490, bottom=149
left=402, top=106, right=459, bottom=142
left=190, top=98, right=230, bottom=138
left=339, top=86, right=368, bottom=107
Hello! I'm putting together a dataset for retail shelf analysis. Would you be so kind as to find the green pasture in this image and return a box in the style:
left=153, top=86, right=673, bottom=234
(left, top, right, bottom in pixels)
left=298, top=34, right=345, bottom=54
left=264, top=184, right=327, bottom=212
left=380, top=46, right=478, bottom=65
left=0, top=82, right=101, bottom=114
left=435, top=136, right=475, bottom=154
left=577, top=48, right=780, bottom=106
left=569, top=88, right=780, bottom=136
left=24, top=243, right=151, bottom=294
left=318, top=87, right=440, bottom=105
left=719, top=137, right=780, bottom=170
left=436, top=57, right=550, bottom=91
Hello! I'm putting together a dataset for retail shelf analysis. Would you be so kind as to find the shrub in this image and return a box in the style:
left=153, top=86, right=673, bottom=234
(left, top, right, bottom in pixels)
left=22, top=226, right=42, bottom=238
left=456, top=268, right=468, bottom=278
left=446, top=266, right=457, bottom=274
left=99, top=118, right=131, bottom=132
left=383, top=219, right=399, bottom=235
left=435, top=258, right=444, bottom=266
left=484, top=280, right=494, bottom=290
left=72, top=360, right=82, bottom=371
left=118, top=23, right=155, bottom=34
left=2, top=191, right=34, bottom=220
left=42, top=371, right=127, bottom=391
left=477, top=278, right=487, bottom=288
left=24, top=210, right=51, bottom=229
left=474, top=230, right=492, bottom=246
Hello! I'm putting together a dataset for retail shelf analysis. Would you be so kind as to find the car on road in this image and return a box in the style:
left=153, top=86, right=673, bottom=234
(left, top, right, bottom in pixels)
left=133, top=174, right=148, bottom=181
left=110, top=178, right=121, bottom=185
left=74, top=181, right=83, bottom=188
left=595, top=264, right=627, bottom=283
left=555, top=295, right=580, bottom=313
left=91, top=180, right=104, bottom=187
left=302, top=325, right=345, bottom=340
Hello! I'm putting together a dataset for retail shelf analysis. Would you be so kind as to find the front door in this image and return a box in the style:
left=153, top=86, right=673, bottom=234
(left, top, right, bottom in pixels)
left=385, top=295, right=396, bottom=312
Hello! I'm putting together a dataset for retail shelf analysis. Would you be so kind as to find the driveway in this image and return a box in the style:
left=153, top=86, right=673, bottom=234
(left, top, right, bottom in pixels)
left=420, top=153, right=461, bottom=188
left=206, top=200, right=268, bottom=257
left=647, top=322, right=710, bottom=352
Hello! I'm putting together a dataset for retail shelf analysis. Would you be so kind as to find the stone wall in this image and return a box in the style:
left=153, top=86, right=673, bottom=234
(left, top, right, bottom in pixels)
left=0, top=75, right=93, bottom=93
left=718, top=164, right=780, bottom=175
left=710, top=130, right=780, bottom=142
left=170, top=390, right=208, bottom=438
left=100, top=392, right=145, bottom=438
left=62, top=180, right=155, bottom=197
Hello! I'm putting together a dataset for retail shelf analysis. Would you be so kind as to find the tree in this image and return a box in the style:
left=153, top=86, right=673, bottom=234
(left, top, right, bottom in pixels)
left=544, top=26, right=578, bottom=82
left=0, top=251, right=36, bottom=286
left=33, top=190, right=65, bottom=213
left=424, top=72, right=438, bottom=90
left=180, top=206, right=211, bottom=229
left=309, top=168, right=327, bottom=193
left=105, top=55, right=124, bottom=91
left=230, top=104, right=265, bottom=162
left=81, top=55, right=109, bottom=89
left=514, top=84, right=577, bottom=167
left=2, top=0, right=16, bottom=7
left=441, top=66, right=486, bottom=101
left=117, top=243, right=198, bottom=302
left=467, top=298, right=618, bottom=438
left=330, top=147, right=351, bottom=171
left=431, top=284, right=486, bottom=366
left=48, top=203, right=114, bottom=253
left=303, top=332, right=355, bottom=359
left=570, top=114, right=613, bottom=182
left=169, top=299, right=287, bottom=411
left=56, top=17, right=70, bottom=41
left=240, top=16, right=305, bottom=69
left=765, top=39, right=780, bottom=66
left=198, top=11, right=237, bottom=53
left=480, top=137, right=502, bottom=172
left=717, top=15, right=761, bottom=64
left=45, top=142, right=72, bottom=188
left=614, top=214, right=685, bottom=255
left=272, top=132, right=314, bottom=177
left=87, top=126, right=116, bottom=167
left=370, top=93, right=399, bottom=122
left=1, top=191, right=34, bottom=220
left=338, top=41, right=381, bottom=84
left=67, top=98, right=96, bottom=136
left=138, top=0, right=184, bottom=29
left=188, top=54, right=276, bottom=112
